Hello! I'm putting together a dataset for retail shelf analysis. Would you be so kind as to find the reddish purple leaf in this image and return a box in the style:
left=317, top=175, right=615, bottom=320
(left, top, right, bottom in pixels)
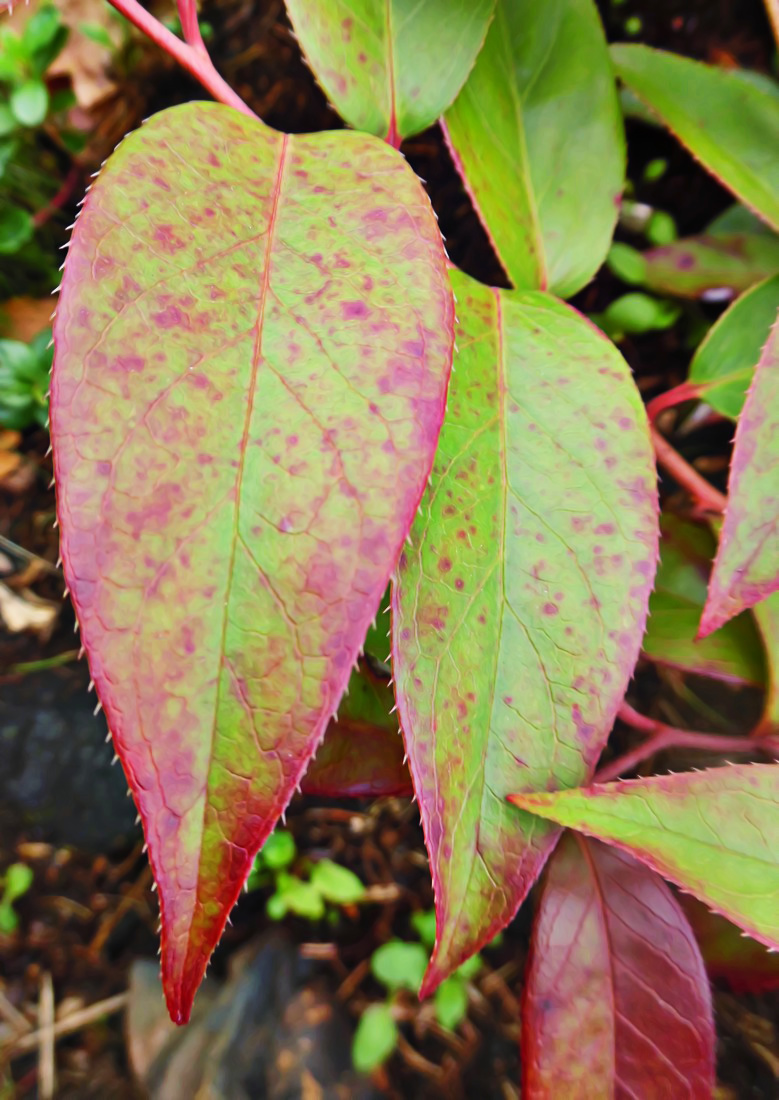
left=523, top=832, right=714, bottom=1099
left=301, top=662, right=412, bottom=798
left=51, top=102, right=453, bottom=1023
left=700, top=315, right=779, bottom=636
left=679, top=894, right=779, bottom=995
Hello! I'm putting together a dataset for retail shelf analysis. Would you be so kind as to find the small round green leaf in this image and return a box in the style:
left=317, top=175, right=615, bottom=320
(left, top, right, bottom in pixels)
left=260, top=829, right=296, bottom=871
left=0, top=207, right=33, bottom=254
left=10, top=80, right=49, bottom=127
left=434, top=975, right=468, bottom=1030
left=309, top=859, right=365, bottom=905
left=352, top=1002, right=398, bottom=1074
left=410, top=909, right=437, bottom=949
left=371, top=940, right=428, bottom=992
left=275, top=873, right=326, bottom=921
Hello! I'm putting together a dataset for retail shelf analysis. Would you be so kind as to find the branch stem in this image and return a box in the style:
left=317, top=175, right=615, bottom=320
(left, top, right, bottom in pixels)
left=650, top=425, right=727, bottom=514
left=646, top=380, right=703, bottom=425
left=106, top=0, right=255, bottom=118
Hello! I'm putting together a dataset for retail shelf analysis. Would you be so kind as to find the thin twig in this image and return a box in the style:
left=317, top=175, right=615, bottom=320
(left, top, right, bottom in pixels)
left=32, top=166, right=81, bottom=229
left=105, top=0, right=256, bottom=118
left=177, top=0, right=208, bottom=57
left=650, top=425, right=727, bottom=514
left=646, top=380, right=703, bottom=425
left=5, top=992, right=129, bottom=1057
left=595, top=702, right=779, bottom=783
left=38, top=973, right=55, bottom=1100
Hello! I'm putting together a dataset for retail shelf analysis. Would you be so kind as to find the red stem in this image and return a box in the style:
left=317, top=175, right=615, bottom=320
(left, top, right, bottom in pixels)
left=106, top=0, right=256, bottom=118
left=650, top=425, right=727, bottom=514
left=177, top=0, right=208, bottom=57
left=646, top=380, right=703, bottom=425
left=33, top=165, right=80, bottom=228
left=595, top=701, right=779, bottom=783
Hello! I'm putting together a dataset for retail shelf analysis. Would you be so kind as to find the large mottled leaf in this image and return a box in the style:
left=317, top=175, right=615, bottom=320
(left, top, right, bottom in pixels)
left=301, top=660, right=411, bottom=797
left=637, top=230, right=779, bottom=300
left=680, top=894, right=779, bottom=994
left=284, top=0, right=495, bottom=144
left=688, top=274, right=779, bottom=419
left=51, top=102, right=453, bottom=1023
left=754, top=592, right=779, bottom=736
left=511, top=765, right=779, bottom=949
left=443, top=0, right=624, bottom=298
left=642, top=514, right=765, bottom=685
left=700, top=316, right=779, bottom=636
left=393, top=271, right=658, bottom=993
left=523, top=832, right=714, bottom=1099
left=611, top=46, right=779, bottom=231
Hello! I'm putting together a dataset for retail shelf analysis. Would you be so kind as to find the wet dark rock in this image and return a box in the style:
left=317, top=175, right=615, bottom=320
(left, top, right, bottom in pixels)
left=0, top=667, right=139, bottom=851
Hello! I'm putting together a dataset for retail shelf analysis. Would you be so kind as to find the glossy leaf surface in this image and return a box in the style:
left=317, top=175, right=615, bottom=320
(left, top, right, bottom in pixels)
left=444, top=0, right=624, bottom=298
left=679, top=894, right=779, bottom=994
left=611, top=46, right=779, bottom=231
left=753, top=593, right=779, bottom=736
left=524, top=833, right=714, bottom=1099
left=301, top=661, right=412, bottom=797
left=393, top=272, right=658, bottom=992
left=638, top=230, right=779, bottom=300
left=700, top=316, right=779, bottom=635
left=51, top=102, right=453, bottom=1023
left=689, top=275, right=779, bottom=419
left=284, top=0, right=495, bottom=143
left=511, top=765, right=779, bottom=949
left=643, top=514, right=765, bottom=685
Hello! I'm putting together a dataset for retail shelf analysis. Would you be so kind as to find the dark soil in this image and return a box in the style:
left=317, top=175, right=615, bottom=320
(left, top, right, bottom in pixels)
left=1, top=1, right=778, bottom=1097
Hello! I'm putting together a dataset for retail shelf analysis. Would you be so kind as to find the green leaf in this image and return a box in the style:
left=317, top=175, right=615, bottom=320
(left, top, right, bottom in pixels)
left=410, top=908, right=437, bottom=949
left=434, top=975, right=468, bottom=1030
left=51, top=101, right=453, bottom=1025
left=259, top=829, right=296, bottom=870
left=611, top=46, right=779, bottom=232
left=443, top=0, right=624, bottom=298
left=275, top=872, right=326, bottom=920
left=593, top=291, right=680, bottom=339
left=310, top=858, right=366, bottom=904
left=700, top=316, right=779, bottom=635
left=456, top=953, right=482, bottom=980
left=753, top=593, right=779, bottom=736
left=352, top=1003, right=398, bottom=1074
left=22, top=5, right=62, bottom=54
left=0, top=207, right=33, bottom=255
left=393, top=272, right=658, bottom=993
left=689, top=274, right=779, bottom=420
left=371, top=940, right=429, bottom=992
left=285, top=0, right=496, bottom=143
left=511, top=764, right=779, bottom=949
left=2, top=863, right=33, bottom=904
left=642, top=514, right=765, bottom=686
left=0, top=105, right=17, bottom=137
left=638, top=230, right=779, bottom=300
left=10, top=80, right=49, bottom=127
left=265, top=891, right=288, bottom=920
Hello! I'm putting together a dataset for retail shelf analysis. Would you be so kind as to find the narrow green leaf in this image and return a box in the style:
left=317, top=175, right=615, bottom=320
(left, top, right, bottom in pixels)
left=643, top=514, right=765, bottom=685
left=639, top=231, right=779, bottom=300
left=511, top=764, right=779, bottom=949
left=285, top=0, right=496, bottom=143
left=52, top=102, right=453, bottom=1024
left=393, top=272, right=658, bottom=993
left=443, top=0, right=624, bottom=297
left=611, top=45, right=779, bottom=231
left=352, top=1003, right=398, bottom=1073
left=688, top=275, right=779, bottom=420
left=700, top=316, right=779, bottom=635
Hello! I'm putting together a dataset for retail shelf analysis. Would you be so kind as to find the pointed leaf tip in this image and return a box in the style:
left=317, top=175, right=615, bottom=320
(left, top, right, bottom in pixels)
left=394, top=273, right=658, bottom=992
left=511, top=764, right=779, bottom=950
left=51, top=102, right=453, bottom=1023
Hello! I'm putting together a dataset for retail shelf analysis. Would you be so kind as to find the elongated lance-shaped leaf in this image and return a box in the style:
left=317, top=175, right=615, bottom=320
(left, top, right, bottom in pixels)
left=611, top=46, right=779, bottom=232
left=679, top=893, right=779, bottom=994
left=392, top=271, right=658, bottom=994
left=643, top=514, right=765, bottom=686
left=284, top=0, right=495, bottom=144
left=523, top=833, right=714, bottom=1099
left=700, top=316, right=779, bottom=636
left=689, top=274, right=779, bottom=419
left=634, top=231, right=779, bottom=301
left=301, top=660, right=412, bottom=797
left=51, top=102, right=453, bottom=1024
left=511, top=765, right=779, bottom=949
left=443, top=0, right=624, bottom=299
left=753, top=592, right=779, bottom=736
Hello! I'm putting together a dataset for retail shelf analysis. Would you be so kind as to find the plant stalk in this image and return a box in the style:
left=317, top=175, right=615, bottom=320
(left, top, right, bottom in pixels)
left=650, top=425, right=727, bottom=514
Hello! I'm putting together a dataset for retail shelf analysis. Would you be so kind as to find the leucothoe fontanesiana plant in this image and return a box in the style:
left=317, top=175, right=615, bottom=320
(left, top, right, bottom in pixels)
left=28, top=0, right=779, bottom=1092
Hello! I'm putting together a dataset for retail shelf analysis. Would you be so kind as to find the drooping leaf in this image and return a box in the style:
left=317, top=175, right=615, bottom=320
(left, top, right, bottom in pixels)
left=284, top=0, right=496, bottom=144
left=51, top=102, right=453, bottom=1024
left=511, top=764, right=779, bottom=949
left=301, top=660, right=411, bottom=798
left=642, top=514, right=765, bottom=685
left=700, top=316, right=779, bottom=636
left=753, top=592, right=779, bottom=736
left=443, top=0, right=624, bottom=298
left=688, top=274, right=779, bottom=419
left=610, top=46, right=779, bottom=232
left=393, top=271, right=658, bottom=993
left=679, top=893, right=779, bottom=994
left=523, top=832, right=714, bottom=1099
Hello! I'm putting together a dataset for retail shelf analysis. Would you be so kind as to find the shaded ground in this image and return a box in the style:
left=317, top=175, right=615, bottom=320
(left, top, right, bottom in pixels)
left=1, top=0, right=778, bottom=1096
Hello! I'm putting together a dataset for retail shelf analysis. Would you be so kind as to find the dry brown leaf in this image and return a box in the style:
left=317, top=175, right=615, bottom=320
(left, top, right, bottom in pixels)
left=0, top=582, right=59, bottom=638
